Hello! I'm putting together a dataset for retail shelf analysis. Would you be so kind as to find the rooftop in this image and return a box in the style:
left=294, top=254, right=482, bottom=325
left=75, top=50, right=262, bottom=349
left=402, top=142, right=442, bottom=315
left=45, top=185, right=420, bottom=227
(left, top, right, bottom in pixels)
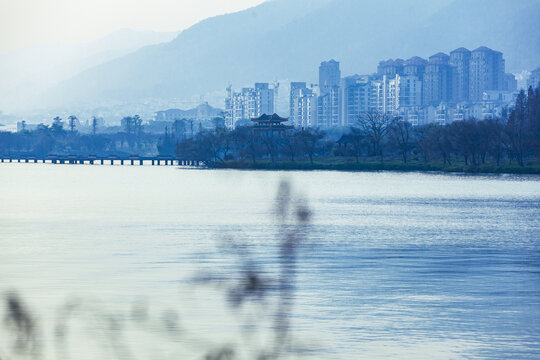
left=251, top=113, right=289, bottom=123
left=405, top=56, right=428, bottom=66
left=451, top=47, right=471, bottom=53
left=473, top=46, right=493, bottom=52
left=430, top=52, right=450, bottom=59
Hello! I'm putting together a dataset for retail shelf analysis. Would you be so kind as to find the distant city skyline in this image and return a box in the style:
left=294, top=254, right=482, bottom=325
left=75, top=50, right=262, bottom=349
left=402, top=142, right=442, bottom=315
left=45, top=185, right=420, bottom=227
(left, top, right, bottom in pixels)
left=0, top=0, right=266, bottom=55
left=224, top=46, right=535, bottom=130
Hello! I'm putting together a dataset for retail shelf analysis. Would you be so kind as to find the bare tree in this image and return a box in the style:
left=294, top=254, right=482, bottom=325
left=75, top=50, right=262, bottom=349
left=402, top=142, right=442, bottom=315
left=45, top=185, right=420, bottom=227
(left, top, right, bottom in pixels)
left=505, top=90, right=528, bottom=166
left=357, top=110, right=393, bottom=162
left=389, top=117, right=413, bottom=163
left=282, top=134, right=301, bottom=162
left=347, top=127, right=366, bottom=164
left=297, top=128, right=323, bottom=164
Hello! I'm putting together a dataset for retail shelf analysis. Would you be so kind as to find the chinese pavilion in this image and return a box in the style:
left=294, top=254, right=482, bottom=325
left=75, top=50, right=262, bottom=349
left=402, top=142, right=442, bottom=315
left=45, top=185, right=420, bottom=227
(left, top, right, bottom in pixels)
left=250, top=113, right=294, bottom=132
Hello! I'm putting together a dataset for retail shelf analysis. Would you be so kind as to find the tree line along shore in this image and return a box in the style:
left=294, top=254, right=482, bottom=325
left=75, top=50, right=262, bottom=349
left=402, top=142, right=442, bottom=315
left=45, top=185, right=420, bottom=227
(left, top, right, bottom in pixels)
left=1, top=88, right=539, bottom=175
left=176, top=88, right=540, bottom=175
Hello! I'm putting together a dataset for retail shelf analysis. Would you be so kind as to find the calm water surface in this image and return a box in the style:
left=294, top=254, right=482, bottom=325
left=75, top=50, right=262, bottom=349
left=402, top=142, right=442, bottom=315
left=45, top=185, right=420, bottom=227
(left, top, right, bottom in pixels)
left=0, top=164, right=539, bottom=359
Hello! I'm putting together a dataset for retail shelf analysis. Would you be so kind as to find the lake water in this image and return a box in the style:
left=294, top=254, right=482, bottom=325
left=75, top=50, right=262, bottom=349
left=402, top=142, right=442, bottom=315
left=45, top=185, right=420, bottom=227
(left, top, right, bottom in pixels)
left=1, top=164, right=539, bottom=359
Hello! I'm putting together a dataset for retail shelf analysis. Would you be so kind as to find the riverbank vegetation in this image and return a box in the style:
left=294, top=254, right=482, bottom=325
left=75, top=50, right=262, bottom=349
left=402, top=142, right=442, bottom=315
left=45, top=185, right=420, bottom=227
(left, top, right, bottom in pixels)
left=0, top=116, right=167, bottom=157
left=177, top=88, right=540, bottom=174
left=1, top=88, right=539, bottom=174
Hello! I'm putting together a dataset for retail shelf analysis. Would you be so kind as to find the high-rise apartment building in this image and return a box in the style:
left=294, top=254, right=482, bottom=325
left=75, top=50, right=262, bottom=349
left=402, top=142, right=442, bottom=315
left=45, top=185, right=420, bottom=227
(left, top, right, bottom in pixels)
left=224, top=83, right=275, bottom=129
left=469, top=47, right=505, bottom=102
left=369, top=75, right=399, bottom=115
left=317, top=86, right=341, bottom=128
left=504, top=73, right=517, bottom=92
left=403, top=57, right=427, bottom=79
left=225, top=87, right=243, bottom=129
left=378, top=59, right=405, bottom=77
left=317, top=60, right=342, bottom=127
left=342, top=75, right=370, bottom=126
left=319, top=60, right=341, bottom=96
left=423, top=52, right=454, bottom=105
left=528, top=67, right=540, bottom=90
left=290, top=82, right=307, bottom=125
left=290, top=82, right=318, bottom=128
left=294, top=88, right=318, bottom=128
left=398, top=75, right=422, bottom=108
left=450, top=47, right=471, bottom=102
left=254, top=83, right=275, bottom=116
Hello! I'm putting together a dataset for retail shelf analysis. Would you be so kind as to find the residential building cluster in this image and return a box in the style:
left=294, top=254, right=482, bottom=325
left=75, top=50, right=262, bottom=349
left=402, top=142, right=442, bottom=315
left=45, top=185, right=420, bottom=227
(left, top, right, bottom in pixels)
left=224, top=83, right=277, bottom=129
left=225, top=47, right=538, bottom=129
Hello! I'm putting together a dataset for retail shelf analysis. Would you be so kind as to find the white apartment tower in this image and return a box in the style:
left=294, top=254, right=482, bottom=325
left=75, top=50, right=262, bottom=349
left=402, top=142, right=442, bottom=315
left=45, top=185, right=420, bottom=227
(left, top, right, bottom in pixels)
left=225, top=83, right=275, bottom=129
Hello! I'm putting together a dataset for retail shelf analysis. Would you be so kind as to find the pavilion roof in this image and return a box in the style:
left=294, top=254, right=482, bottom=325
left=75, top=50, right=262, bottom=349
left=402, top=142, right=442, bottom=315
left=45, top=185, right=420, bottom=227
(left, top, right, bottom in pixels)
left=251, top=113, right=289, bottom=123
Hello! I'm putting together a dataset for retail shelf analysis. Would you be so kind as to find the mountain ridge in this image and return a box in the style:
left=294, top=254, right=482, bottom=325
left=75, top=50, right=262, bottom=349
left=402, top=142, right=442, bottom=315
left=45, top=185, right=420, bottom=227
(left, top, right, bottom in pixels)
left=7, top=0, right=540, bottom=114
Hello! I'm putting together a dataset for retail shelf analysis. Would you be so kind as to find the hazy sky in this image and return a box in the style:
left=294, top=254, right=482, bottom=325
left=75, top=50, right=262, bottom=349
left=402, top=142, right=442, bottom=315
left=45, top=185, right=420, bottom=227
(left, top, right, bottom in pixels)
left=0, top=0, right=267, bottom=54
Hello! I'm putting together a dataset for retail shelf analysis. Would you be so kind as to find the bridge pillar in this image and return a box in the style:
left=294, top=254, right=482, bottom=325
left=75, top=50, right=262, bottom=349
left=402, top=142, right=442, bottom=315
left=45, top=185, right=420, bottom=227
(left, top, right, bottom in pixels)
left=157, top=159, right=161, bottom=166
left=90, top=159, right=94, bottom=165
left=130, top=159, right=134, bottom=165
left=110, top=159, right=114, bottom=165
left=139, top=159, right=143, bottom=165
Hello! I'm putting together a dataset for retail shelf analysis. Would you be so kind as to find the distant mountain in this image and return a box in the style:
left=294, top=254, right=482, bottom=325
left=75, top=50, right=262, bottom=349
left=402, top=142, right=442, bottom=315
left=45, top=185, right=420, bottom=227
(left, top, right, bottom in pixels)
left=0, top=29, right=178, bottom=113
left=11, top=0, right=540, bottom=113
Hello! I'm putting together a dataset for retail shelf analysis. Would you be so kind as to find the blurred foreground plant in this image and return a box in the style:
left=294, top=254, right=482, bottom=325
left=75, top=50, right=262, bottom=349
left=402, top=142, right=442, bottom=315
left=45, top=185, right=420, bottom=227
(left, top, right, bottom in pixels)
left=1, top=180, right=312, bottom=360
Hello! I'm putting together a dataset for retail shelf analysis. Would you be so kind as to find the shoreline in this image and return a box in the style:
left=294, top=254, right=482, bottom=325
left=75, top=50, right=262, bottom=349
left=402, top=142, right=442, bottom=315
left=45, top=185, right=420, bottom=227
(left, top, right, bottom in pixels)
left=2, top=160, right=539, bottom=176
left=210, top=160, right=540, bottom=175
